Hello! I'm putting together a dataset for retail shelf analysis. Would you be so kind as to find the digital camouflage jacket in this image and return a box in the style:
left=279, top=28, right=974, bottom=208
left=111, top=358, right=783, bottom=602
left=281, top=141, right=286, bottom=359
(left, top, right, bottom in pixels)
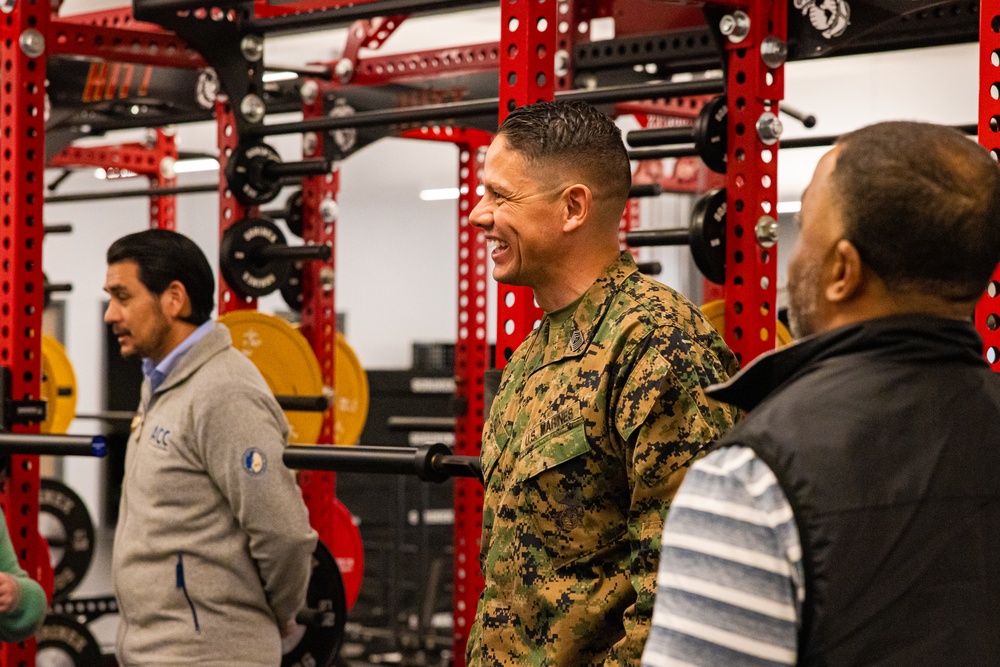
left=467, top=252, right=740, bottom=666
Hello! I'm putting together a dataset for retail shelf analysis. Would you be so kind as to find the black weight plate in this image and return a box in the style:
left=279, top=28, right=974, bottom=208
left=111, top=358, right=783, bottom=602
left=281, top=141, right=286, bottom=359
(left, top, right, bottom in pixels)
left=282, top=541, right=347, bottom=667
left=284, top=190, right=305, bottom=239
left=37, top=614, right=103, bottom=667
left=689, top=188, right=727, bottom=285
left=693, top=96, right=728, bottom=174
left=225, top=142, right=284, bottom=206
left=220, top=217, right=292, bottom=299
left=280, top=261, right=305, bottom=313
left=39, top=479, right=95, bottom=602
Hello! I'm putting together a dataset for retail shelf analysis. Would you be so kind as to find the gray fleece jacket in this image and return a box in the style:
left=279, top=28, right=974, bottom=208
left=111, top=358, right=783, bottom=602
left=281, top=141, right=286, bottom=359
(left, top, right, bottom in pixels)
left=113, top=324, right=318, bottom=666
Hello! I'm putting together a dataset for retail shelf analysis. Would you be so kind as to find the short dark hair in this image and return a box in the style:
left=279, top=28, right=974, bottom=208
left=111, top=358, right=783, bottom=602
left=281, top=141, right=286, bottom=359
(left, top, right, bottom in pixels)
left=497, top=100, right=632, bottom=207
left=833, top=121, right=1000, bottom=301
left=107, top=229, right=214, bottom=325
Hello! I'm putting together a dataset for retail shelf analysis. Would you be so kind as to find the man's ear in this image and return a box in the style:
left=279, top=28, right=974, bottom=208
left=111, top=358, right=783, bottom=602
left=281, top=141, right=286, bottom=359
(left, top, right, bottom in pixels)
left=562, top=184, right=592, bottom=233
left=825, top=239, right=864, bottom=303
left=160, top=280, right=192, bottom=319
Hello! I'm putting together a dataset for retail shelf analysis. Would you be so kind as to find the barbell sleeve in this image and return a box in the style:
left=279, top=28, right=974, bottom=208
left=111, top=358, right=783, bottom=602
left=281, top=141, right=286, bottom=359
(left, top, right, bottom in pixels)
left=0, top=433, right=106, bottom=457
left=263, top=158, right=331, bottom=179
left=256, top=244, right=331, bottom=262
left=275, top=395, right=332, bottom=412
left=75, top=411, right=137, bottom=423
left=386, top=416, right=456, bottom=432
left=626, top=125, right=696, bottom=148
left=636, top=261, right=663, bottom=275
left=625, top=228, right=690, bottom=246
left=628, top=183, right=664, bottom=199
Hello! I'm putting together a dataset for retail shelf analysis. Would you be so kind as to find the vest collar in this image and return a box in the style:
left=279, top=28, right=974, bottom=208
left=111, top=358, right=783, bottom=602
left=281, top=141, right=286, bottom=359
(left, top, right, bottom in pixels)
left=707, top=314, right=985, bottom=412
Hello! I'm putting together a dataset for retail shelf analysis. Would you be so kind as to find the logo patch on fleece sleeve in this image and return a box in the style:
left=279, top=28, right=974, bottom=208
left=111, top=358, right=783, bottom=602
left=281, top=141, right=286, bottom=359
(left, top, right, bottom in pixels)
left=242, top=448, right=268, bottom=476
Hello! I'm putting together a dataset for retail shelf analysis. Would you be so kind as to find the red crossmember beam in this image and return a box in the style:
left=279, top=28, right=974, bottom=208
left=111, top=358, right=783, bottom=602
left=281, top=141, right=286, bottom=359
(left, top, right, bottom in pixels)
left=49, top=19, right=204, bottom=68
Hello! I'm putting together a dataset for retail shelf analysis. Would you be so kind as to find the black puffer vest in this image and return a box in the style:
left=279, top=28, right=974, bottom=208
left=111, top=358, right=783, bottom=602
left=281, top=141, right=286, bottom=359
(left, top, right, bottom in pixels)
left=709, top=315, right=1000, bottom=666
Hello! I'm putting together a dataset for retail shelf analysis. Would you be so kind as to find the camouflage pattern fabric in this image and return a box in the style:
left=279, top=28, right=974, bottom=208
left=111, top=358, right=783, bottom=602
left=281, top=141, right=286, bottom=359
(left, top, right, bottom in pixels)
left=467, top=252, right=740, bottom=666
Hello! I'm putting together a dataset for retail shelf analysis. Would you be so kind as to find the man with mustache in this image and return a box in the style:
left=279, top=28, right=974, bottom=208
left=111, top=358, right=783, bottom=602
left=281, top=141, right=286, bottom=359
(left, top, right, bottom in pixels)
left=104, top=229, right=317, bottom=666
left=642, top=121, right=1000, bottom=666
left=465, top=100, right=741, bottom=665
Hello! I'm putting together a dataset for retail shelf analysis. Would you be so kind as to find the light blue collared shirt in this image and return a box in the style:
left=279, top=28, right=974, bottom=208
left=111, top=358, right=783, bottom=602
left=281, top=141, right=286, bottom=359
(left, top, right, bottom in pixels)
left=142, top=320, right=216, bottom=393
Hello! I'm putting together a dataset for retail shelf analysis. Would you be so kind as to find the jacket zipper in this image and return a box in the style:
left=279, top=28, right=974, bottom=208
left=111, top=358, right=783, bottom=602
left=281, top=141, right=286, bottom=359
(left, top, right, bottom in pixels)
left=176, top=553, right=200, bottom=632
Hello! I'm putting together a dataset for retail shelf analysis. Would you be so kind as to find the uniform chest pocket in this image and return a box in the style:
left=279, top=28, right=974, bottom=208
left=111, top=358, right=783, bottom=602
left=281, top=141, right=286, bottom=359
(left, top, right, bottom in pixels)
left=514, top=421, right=626, bottom=570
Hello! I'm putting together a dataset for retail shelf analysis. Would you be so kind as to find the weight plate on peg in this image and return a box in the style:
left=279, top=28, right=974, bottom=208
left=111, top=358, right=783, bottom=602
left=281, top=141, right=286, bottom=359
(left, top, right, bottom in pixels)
left=226, top=142, right=284, bottom=206
left=693, top=95, right=728, bottom=174
left=689, top=188, right=727, bottom=285
left=329, top=498, right=365, bottom=609
left=279, top=261, right=305, bottom=313
left=39, top=479, right=95, bottom=602
left=40, top=336, right=77, bottom=435
left=335, top=333, right=369, bottom=448
left=281, top=540, right=347, bottom=667
left=700, top=299, right=792, bottom=348
left=37, top=614, right=103, bottom=667
left=220, top=216, right=293, bottom=299
left=284, top=189, right=305, bottom=238
left=219, top=311, right=325, bottom=445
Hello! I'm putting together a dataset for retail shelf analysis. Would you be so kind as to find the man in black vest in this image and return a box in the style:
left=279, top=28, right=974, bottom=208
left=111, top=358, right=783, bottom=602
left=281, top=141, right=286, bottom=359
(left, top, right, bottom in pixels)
left=641, top=121, right=1000, bottom=667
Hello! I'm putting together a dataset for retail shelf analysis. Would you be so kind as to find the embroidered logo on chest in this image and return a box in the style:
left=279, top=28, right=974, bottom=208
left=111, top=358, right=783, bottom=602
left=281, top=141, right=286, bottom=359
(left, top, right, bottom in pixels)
left=148, top=425, right=171, bottom=450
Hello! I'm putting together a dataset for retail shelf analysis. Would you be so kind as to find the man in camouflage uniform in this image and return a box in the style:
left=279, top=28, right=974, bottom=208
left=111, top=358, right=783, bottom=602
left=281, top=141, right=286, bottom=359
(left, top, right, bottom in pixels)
left=465, top=100, right=740, bottom=666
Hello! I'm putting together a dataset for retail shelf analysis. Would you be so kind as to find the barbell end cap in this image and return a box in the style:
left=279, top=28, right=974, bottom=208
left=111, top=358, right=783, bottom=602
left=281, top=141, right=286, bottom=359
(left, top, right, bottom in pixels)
left=91, top=436, right=107, bottom=458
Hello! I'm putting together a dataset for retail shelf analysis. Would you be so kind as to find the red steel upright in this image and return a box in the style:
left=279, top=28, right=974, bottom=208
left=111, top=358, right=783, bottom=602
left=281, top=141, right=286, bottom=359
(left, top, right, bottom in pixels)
left=0, top=0, right=50, bottom=664
left=494, top=0, right=557, bottom=367
left=978, top=0, right=1000, bottom=370
left=296, top=81, right=341, bottom=565
left=216, top=101, right=258, bottom=315
left=714, top=0, right=786, bottom=365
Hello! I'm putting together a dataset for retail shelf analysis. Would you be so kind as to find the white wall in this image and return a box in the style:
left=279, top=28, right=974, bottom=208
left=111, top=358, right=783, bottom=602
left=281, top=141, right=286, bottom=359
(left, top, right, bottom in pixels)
left=45, top=3, right=982, bottom=523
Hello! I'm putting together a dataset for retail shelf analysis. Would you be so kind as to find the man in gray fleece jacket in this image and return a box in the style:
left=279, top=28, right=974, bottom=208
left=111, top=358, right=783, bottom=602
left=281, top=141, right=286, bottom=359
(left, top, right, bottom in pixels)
left=104, top=229, right=318, bottom=666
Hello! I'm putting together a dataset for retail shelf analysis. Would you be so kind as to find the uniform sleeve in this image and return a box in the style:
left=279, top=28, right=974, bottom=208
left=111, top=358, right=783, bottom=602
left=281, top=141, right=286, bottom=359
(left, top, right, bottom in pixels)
left=608, top=335, right=741, bottom=665
left=641, top=447, right=804, bottom=667
left=0, top=520, right=46, bottom=642
left=196, top=385, right=318, bottom=627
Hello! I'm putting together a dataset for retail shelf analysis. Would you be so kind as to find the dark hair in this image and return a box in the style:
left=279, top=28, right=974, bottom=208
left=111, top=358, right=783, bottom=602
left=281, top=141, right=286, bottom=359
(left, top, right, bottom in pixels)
left=833, top=121, right=1000, bottom=301
left=107, top=229, right=214, bottom=325
left=497, top=100, right=632, bottom=207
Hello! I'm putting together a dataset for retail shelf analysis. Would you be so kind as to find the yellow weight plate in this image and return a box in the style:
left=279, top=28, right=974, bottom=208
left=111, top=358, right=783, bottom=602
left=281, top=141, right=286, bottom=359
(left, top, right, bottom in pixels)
left=40, top=336, right=77, bottom=434
left=220, top=311, right=324, bottom=445
left=700, top=299, right=793, bottom=348
left=335, top=333, right=368, bottom=446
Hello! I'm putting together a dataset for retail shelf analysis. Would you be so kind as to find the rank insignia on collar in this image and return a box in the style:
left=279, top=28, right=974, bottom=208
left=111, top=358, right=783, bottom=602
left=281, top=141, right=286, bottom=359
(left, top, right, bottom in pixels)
left=569, top=328, right=585, bottom=353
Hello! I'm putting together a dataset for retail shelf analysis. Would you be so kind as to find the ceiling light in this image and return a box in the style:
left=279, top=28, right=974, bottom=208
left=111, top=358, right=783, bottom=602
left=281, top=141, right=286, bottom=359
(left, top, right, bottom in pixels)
left=174, top=157, right=220, bottom=174
left=263, top=71, right=298, bottom=83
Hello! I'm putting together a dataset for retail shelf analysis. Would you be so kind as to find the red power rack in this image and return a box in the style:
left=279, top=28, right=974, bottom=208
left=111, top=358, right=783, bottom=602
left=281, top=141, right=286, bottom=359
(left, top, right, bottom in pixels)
left=0, top=1, right=992, bottom=665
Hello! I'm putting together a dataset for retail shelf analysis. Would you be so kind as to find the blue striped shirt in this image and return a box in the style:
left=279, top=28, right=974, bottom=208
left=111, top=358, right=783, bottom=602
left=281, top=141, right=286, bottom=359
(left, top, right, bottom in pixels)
left=641, top=446, right=805, bottom=667
left=142, top=320, right=215, bottom=393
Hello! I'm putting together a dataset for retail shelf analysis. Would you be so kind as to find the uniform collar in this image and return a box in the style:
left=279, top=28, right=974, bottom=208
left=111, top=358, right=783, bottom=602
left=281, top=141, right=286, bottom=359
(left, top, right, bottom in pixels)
left=524, top=252, right=639, bottom=376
